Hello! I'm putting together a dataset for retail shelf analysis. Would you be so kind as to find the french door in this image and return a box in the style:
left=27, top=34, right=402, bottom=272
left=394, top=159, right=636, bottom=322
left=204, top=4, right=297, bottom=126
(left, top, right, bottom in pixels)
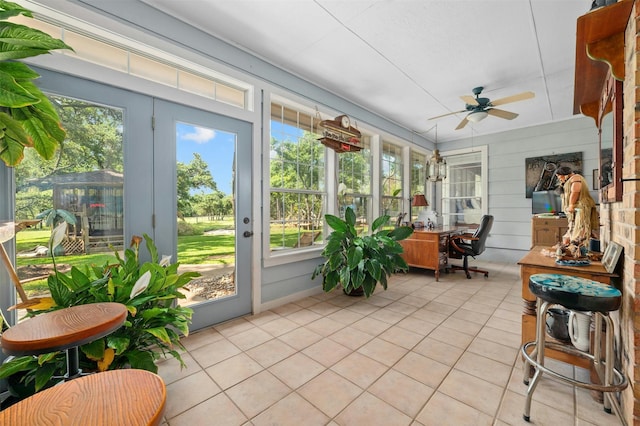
left=153, top=100, right=253, bottom=330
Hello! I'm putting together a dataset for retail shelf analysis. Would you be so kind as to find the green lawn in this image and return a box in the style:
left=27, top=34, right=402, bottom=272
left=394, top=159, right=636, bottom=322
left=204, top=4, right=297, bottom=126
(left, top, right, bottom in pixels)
left=13, top=220, right=315, bottom=296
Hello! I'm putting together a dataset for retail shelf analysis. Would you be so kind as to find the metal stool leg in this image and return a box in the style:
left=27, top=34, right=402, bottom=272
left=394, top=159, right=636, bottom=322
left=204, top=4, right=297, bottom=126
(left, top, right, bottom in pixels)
left=523, top=299, right=549, bottom=422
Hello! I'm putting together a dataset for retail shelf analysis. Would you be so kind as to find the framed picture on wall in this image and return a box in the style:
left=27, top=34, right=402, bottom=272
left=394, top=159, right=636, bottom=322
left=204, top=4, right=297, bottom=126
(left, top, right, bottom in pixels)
left=602, top=241, right=623, bottom=274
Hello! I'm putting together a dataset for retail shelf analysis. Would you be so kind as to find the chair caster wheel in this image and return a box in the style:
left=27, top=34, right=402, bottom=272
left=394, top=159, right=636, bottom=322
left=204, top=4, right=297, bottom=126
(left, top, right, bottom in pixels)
left=605, top=407, right=612, bottom=414
left=466, top=274, right=471, bottom=279
left=523, top=379, right=529, bottom=386
left=523, top=415, right=530, bottom=422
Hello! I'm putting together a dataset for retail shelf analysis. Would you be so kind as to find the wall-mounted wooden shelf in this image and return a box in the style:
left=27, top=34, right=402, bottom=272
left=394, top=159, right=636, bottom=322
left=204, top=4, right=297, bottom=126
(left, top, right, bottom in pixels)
left=573, top=0, right=633, bottom=126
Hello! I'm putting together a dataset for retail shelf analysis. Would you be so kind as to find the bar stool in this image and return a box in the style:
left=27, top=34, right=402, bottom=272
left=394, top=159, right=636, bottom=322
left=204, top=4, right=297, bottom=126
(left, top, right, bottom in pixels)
left=521, top=273, right=627, bottom=423
left=0, top=369, right=166, bottom=425
left=1, top=302, right=128, bottom=380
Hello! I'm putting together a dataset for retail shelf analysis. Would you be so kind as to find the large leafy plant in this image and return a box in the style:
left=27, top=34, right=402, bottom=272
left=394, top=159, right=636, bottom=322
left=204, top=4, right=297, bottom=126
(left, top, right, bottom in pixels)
left=0, top=1, right=72, bottom=166
left=0, top=232, right=198, bottom=397
left=312, top=207, right=413, bottom=298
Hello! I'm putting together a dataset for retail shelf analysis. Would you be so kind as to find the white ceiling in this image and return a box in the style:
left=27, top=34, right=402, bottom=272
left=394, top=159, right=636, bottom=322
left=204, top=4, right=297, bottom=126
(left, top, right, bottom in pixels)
left=141, top=0, right=592, bottom=143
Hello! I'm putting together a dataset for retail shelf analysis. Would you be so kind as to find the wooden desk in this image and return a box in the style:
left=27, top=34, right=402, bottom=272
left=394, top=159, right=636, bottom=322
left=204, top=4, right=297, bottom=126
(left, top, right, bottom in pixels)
left=518, top=246, right=617, bottom=368
left=0, top=369, right=166, bottom=426
left=399, top=228, right=455, bottom=281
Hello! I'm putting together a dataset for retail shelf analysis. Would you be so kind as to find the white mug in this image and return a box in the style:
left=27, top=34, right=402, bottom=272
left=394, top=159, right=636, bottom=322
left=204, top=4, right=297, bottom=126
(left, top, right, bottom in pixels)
left=568, top=310, right=591, bottom=352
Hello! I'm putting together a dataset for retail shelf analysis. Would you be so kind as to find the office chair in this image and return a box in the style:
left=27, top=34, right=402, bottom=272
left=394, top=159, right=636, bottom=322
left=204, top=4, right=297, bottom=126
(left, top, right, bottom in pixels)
left=449, top=215, right=494, bottom=279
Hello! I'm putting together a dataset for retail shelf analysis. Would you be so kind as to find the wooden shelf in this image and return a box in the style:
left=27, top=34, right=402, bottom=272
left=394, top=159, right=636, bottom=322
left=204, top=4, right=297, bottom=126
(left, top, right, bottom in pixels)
left=573, top=0, right=633, bottom=125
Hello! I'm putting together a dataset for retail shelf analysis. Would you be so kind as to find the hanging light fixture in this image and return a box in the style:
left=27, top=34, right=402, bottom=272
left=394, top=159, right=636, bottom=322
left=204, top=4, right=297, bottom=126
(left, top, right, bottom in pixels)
left=466, top=110, right=488, bottom=123
left=427, top=125, right=446, bottom=182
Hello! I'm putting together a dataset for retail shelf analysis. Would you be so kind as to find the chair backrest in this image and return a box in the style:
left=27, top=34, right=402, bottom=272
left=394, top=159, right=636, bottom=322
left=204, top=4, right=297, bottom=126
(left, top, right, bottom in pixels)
left=470, top=215, right=494, bottom=255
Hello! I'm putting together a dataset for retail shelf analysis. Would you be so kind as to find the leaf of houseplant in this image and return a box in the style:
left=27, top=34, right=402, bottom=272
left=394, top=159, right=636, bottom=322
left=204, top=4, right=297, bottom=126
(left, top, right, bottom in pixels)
left=0, top=22, right=72, bottom=59
left=106, top=335, right=130, bottom=356
left=34, top=361, right=58, bottom=391
left=145, top=327, right=172, bottom=345
left=371, top=214, right=390, bottom=232
left=0, top=67, right=38, bottom=107
left=126, top=350, right=158, bottom=373
left=0, top=355, right=34, bottom=378
left=325, top=213, right=347, bottom=232
left=81, top=338, right=105, bottom=361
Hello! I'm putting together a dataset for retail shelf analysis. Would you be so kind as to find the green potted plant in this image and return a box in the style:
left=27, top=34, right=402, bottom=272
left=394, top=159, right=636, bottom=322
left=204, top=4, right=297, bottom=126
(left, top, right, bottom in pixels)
left=0, top=229, right=199, bottom=400
left=0, top=1, right=72, bottom=166
left=312, top=207, right=413, bottom=298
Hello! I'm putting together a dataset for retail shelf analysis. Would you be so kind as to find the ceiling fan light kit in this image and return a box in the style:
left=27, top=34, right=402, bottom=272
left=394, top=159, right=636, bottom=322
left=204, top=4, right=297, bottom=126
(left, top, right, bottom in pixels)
left=467, top=110, right=488, bottom=123
left=428, top=86, right=535, bottom=130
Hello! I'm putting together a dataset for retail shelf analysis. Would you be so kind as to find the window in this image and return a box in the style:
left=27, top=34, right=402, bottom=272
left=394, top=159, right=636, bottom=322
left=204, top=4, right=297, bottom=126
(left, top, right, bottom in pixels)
left=269, top=103, right=325, bottom=251
left=381, top=141, right=404, bottom=222
left=441, top=150, right=485, bottom=226
left=337, top=137, right=372, bottom=229
left=410, top=150, right=427, bottom=222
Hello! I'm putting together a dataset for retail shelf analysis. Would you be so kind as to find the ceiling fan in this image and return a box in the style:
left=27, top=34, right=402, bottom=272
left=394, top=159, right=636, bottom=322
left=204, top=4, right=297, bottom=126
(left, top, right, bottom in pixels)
left=429, top=86, right=535, bottom=130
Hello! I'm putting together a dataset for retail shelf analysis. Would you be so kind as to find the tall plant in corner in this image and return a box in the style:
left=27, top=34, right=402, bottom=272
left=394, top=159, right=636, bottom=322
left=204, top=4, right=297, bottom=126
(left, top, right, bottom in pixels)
left=0, top=1, right=72, bottom=166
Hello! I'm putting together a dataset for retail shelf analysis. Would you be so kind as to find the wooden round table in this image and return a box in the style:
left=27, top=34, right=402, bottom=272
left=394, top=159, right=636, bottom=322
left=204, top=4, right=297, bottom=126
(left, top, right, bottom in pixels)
left=1, top=302, right=128, bottom=378
left=0, top=369, right=166, bottom=426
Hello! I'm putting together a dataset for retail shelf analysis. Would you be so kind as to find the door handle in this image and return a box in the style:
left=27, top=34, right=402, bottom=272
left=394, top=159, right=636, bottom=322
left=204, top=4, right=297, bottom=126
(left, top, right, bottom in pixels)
left=243, top=231, right=253, bottom=238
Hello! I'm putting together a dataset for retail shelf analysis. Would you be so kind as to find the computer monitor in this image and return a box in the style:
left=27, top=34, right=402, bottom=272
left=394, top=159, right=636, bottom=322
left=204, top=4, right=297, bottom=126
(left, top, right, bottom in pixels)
left=532, top=190, right=563, bottom=214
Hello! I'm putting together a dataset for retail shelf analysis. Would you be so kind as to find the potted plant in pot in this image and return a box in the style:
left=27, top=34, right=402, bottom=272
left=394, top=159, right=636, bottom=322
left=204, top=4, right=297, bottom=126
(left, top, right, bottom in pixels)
left=0, top=228, right=199, bottom=402
left=312, top=207, right=413, bottom=298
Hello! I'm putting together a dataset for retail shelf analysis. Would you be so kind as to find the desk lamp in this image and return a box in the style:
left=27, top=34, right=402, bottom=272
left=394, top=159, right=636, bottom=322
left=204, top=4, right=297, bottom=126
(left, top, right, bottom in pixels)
left=411, top=194, right=428, bottom=226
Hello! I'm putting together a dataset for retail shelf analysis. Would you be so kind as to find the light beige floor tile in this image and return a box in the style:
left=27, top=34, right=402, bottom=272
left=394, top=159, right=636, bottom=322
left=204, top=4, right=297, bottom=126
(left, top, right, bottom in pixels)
left=364, top=295, right=395, bottom=307
left=575, top=387, right=623, bottom=425
left=305, top=316, right=345, bottom=336
left=245, top=310, right=281, bottom=327
left=451, top=307, right=491, bottom=324
left=257, top=316, right=299, bottom=337
left=302, top=337, right=352, bottom=367
left=412, top=337, right=465, bottom=366
left=226, top=326, right=273, bottom=351
left=215, top=317, right=255, bottom=337
left=496, top=389, right=574, bottom=426
left=326, top=307, right=364, bottom=324
left=438, top=369, right=504, bottom=416
left=460, top=300, right=496, bottom=315
left=410, top=307, right=448, bottom=325
left=393, top=351, right=451, bottom=389
left=351, top=316, right=393, bottom=336
left=328, top=326, right=374, bottom=350
left=491, top=307, right=522, bottom=323
left=357, top=337, right=409, bottom=367
left=476, top=325, right=522, bottom=349
left=181, top=327, right=224, bottom=351
left=385, top=301, right=420, bottom=316
left=278, top=326, right=323, bottom=350
left=285, top=308, right=323, bottom=325
left=467, top=336, right=519, bottom=366
left=331, top=351, right=389, bottom=388
left=251, top=392, right=330, bottom=426
left=156, top=351, right=199, bottom=384
left=335, top=391, right=413, bottom=426
left=298, top=370, right=363, bottom=417
left=440, top=315, right=484, bottom=336
left=428, top=298, right=464, bottom=312
left=225, top=370, right=292, bottom=419
left=368, top=369, right=435, bottom=417
left=165, top=370, right=221, bottom=419
left=396, top=315, right=438, bottom=335
left=485, top=316, right=520, bottom=335
left=169, top=392, right=247, bottom=426
left=190, top=338, right=242, bottom=368
left=205, top=352, right=264, bottom=390
left=270, top=302, right=303, bottom=316
left=268, top=352, right=325, bottom=389
left=245, top=338, right=297, bottom=368
left=306, top=300, right=341, bottom=316
left=344, top=301, right=380, bottom=316
left=294, top=296, right=322, bottom=308
left=429, top=325, right=475, bottom=349
left=368, top=307, right=406, bottom=324
left=416, top=391, right=493, bottom=426
left=398, top=294, right=431, bottom=308
left=378, top=325, right=424, bottom=350
left=454, top=351, right=513, bottom=387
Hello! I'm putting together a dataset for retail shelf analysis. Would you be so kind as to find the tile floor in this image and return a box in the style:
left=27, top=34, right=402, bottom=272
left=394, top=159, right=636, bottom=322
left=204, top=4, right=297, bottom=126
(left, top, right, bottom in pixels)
left=157, top=260, right=622, bottom=425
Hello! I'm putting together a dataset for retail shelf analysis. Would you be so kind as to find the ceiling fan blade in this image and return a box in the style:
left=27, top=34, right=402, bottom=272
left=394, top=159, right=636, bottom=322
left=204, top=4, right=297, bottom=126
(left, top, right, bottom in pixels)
left=428, top=109, right=466, bottom=120
left=490, top=91, right=535, bottom=107
left=487, top=108, right=519, bottom=120
left=455, top=116, right=469, bottom=130
left=460, top=95, right=478, bottom=106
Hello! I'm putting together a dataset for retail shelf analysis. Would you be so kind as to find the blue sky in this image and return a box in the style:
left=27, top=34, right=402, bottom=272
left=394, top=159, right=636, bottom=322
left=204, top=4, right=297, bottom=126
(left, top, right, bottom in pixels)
left=176, top=122, right=235, bottom=195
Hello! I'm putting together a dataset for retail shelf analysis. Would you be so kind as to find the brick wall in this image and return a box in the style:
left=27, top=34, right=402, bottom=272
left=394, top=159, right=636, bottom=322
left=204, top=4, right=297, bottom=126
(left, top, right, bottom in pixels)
left=621, top=2, right=640, bottom=423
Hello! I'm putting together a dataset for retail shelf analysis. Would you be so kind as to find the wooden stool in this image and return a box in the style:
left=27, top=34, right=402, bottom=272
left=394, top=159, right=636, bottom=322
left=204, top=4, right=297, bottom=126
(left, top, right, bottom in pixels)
left=0, top=369, right=166, bottom=425
left=1, top=302, right=128, bottom=379
left=521, top=273, right=627, bottom=424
